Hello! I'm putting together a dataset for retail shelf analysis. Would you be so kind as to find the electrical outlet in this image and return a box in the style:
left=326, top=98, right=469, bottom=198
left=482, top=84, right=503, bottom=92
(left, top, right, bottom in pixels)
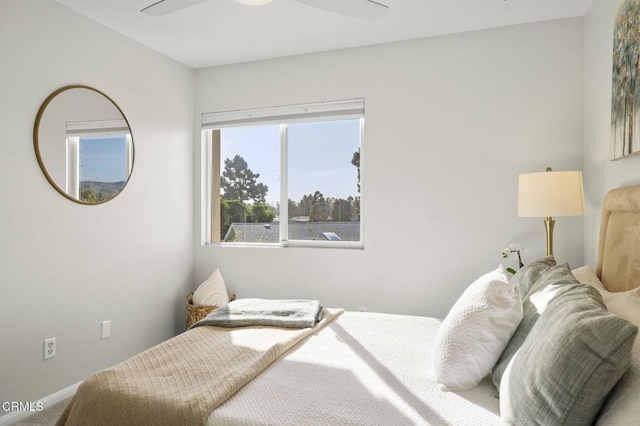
left=358, top=306, right=367, bottom=312
left=44, top=337, right=56, bottom=360
left=101, top=320, right=111, bottom=339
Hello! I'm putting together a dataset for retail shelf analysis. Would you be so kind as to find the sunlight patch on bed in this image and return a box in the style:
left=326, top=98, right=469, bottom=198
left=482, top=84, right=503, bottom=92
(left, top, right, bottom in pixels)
left=530, top=284, right=564, bottom=313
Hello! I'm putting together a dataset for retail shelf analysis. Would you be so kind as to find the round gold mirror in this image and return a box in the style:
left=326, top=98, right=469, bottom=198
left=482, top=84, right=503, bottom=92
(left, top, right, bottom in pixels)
left=34, top=85, right=134, bottom=204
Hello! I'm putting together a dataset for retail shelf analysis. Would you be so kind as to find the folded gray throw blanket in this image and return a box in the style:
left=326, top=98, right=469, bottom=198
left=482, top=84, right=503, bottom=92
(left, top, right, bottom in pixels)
left=190, top=298, right=324, bottom=329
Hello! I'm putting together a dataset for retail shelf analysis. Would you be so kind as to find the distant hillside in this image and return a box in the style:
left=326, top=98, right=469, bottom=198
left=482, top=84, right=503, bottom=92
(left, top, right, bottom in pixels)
left=79, top=181, right=125, bottom=202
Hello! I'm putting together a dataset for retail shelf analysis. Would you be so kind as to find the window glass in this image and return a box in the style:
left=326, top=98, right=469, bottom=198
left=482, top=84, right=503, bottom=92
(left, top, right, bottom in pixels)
left=204, top=99, right=363, bottom=248
left=77, top=135, right=128, bottom=203
left=218, top=126, right=280, bottom=243
left=287, top=119, right=361, bottom=242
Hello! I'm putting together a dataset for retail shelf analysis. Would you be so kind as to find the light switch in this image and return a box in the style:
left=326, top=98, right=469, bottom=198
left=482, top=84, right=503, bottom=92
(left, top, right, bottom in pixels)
left=101, top=320, right=111, bottom=339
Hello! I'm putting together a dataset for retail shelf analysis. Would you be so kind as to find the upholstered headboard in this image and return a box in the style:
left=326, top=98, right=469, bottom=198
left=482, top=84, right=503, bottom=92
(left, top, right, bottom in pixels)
left=597, top=184, right=640, bottom=292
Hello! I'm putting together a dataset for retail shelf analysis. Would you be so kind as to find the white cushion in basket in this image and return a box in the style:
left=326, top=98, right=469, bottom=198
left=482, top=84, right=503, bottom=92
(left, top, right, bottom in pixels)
left=433, top=265, right=523, bottom=391
left=572, top=265, right=640, bottom=426
left=192, top=268, right=229, bottom=307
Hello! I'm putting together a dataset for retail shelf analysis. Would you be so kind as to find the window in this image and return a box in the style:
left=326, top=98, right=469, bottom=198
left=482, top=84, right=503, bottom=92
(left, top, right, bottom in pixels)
left=202, top=99, right=363, bottom=248
left=65, top=119, right=133, bottom=203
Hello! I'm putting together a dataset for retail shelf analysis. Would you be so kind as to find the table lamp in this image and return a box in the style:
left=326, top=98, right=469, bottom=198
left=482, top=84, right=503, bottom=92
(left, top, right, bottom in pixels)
left=518, top=167, right=584, bottom=256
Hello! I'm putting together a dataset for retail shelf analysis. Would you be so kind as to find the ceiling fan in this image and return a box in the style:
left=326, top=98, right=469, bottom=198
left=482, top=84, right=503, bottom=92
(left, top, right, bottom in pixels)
left=141, top=0, right=389, bottom=21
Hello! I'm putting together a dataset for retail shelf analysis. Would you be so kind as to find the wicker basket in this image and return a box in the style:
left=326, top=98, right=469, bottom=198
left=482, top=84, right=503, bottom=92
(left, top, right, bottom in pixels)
left=186, top=292, right=235, bottom=329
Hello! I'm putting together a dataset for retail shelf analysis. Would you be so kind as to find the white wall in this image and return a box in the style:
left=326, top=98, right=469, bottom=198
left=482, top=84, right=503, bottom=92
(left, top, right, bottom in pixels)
left=583, top=0, right=640, bottom=267
left=194, top=18, right=585, bottom=317
left=0, top=0, right=194, bottom=404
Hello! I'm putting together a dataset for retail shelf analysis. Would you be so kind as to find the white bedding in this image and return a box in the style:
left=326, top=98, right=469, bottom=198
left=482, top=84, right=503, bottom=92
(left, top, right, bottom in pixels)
left=207, top=311, right=500, bottom=425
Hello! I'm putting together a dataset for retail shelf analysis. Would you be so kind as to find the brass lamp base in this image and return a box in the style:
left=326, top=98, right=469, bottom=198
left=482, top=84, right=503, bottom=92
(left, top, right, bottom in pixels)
left=544, top=216, right=555, bottom=257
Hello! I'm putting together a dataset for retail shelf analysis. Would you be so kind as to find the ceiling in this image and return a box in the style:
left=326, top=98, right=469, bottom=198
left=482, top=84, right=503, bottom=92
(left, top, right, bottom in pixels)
left=56, top=0, right=594, bottom=69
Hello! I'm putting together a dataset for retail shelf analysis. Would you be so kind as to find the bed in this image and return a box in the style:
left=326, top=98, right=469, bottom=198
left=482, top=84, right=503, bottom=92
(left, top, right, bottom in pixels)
left=57, top=184, right=640, bottom=426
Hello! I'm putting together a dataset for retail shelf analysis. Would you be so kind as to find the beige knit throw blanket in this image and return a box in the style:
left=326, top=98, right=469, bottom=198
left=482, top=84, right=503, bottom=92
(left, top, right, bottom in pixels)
left=57, top=308, right=343, bottom=426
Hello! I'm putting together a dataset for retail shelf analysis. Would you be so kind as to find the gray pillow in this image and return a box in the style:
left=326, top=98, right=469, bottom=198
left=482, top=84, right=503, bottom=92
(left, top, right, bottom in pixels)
left=492, top=262, right=572, bottom=389
left=500, top=283, right=637, bottom=425
left=511, top=255, right=556, bottom=299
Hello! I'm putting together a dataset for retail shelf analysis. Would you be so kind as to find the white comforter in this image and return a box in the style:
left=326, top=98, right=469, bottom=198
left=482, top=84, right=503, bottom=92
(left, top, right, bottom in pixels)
left=208, top=311, right=500, bottom=425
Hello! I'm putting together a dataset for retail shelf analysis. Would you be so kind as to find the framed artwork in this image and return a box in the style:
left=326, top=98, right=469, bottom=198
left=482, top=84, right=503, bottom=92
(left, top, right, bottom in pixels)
left=611, top=0, right=640, bottom=160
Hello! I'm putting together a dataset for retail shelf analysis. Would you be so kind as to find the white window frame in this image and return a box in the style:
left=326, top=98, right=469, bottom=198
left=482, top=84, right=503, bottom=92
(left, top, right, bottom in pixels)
left=201, top=99, right=364, bottom=249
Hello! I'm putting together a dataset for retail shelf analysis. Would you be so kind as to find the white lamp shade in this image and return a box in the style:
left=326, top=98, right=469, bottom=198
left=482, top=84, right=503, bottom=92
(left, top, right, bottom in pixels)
left=518, top=171, right=585, bottom=217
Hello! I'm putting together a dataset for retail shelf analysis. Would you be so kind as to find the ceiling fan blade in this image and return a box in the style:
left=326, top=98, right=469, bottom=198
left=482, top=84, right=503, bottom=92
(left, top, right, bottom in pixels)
left=141, top=0, right=208, bottom=16
left=294, top=0, right=388, bottom=21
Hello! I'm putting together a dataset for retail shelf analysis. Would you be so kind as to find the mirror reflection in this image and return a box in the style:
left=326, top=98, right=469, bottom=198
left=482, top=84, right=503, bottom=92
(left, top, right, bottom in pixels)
left=34, top=86, right=134, bottom=204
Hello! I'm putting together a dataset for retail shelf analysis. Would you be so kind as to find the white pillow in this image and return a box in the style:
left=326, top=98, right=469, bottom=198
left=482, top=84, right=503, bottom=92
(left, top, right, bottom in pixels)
left=572, top=265, right=640, bottom=426
left=192, top=268, right=229, bottom=307
left=433, top=265, right=523, bottom=391
left=571, top=265, right=607, bottom=293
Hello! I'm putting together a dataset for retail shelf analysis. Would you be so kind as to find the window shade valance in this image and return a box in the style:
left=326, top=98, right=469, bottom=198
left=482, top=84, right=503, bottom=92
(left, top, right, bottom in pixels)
left=202, top=98, right=364, bottom=129
left=66, top=119, right=130, bottom=137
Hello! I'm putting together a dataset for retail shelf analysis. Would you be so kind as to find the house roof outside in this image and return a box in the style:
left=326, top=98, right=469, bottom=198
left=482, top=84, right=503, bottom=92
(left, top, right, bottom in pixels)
left=223, top=221, right=360, bottom=244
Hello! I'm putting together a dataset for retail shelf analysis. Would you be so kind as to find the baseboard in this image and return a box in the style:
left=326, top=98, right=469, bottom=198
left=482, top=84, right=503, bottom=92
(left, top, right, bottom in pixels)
left=0, top=381, right=80, bottom=426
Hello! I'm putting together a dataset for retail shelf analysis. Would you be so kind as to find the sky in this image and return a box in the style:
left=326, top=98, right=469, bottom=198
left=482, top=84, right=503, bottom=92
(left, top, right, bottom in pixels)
left=220, top=119, right=360, bottom=205
left=79, top=135, right=128, bottom=182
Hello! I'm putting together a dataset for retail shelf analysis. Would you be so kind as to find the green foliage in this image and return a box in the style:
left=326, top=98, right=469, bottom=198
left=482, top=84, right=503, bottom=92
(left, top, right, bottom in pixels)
left=309, top=190, right=325, bottom=222
left=219, top=155, right=275, bottom=238
left=220, top=199, right=246, bottom=239
left=287, top=193, right=359, bottom=222
left=79, top=189, right=114, bottom=203
left=349, top=195, right=360, bottom=221
left=330, top=198, right=353, bottom=222
left=220, top=201, right=276, bottom=240
left=249, top=203, right=276, bottom=223
left=80, top=190, right=97, bottom=203
left=221, top=155, right=268, bottom=203
left=351, top=148, right=360, bottom=193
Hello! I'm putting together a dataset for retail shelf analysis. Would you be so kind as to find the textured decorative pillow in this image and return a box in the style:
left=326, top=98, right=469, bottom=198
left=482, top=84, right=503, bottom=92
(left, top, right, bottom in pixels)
left=492, top=262, right=574, bottom=389
left=433, top=265, right=523, bottom=391
left=500, top=283, right=637, bottom=426
left=192, top=268, right=229, bottom=307
left=572, top=265, right=640, bottom=426
left=571, top=265, right=607, bottom=293
left=511, top=255, right=556, bottom=298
